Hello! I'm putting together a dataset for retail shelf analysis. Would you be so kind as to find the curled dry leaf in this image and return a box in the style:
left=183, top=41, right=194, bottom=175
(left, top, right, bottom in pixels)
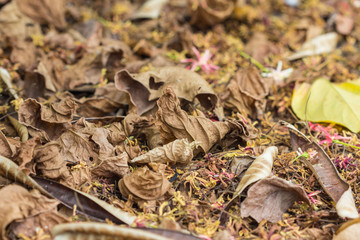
left=10, top=40, right=38, bottom=70
left=0, top=184, right=68, bottom=240
left=0, top=155, right=50, bottom=197
left=52, top=222, right=171, bottom=240
left=287, top=123, right=359, bottom=219
left=244, top=32, right=278, bottom=64
left=132, top=0, right=169, bottom=20
left=18, top=98, right=77, bottom=141
left=240, top=176, right=311, bottom=223
left=7, top=115, right=28, bottom=142
left=0, top=131, right=19, bottom=158
left=333, top=218, right=360, bottom=240
left=131, top=139, right=198, bottom=166
left=15, top=137, right=40, bottom=175
left=156, top=87, right=232, bottom=153
left=33, top=176, right=136, bottom=225
left=222, top=65, right=270, bottom=118
left=15, top=0, right=66, bottom=30
left=187, top=0, right=235, bottom=29
left=233, top=146, right=278, bottom=198
left=115, top=67, right=218, bottom=115
left=287, top=32, right=339, bottom=61
left=119, top=163, right=173, bottom=204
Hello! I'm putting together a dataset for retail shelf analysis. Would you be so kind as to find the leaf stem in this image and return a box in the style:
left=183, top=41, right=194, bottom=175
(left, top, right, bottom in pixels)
left=239, top=51, right=270, bottom=73
left=332, top=139, right=360, bottom=150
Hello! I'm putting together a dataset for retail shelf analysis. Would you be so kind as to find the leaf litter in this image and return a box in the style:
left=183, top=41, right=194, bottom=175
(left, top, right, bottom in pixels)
left=0, top=0, right=360, bottom=239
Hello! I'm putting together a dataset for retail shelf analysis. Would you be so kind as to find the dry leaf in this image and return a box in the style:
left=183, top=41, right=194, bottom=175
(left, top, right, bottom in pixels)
left=156, top=87, right=231, bottom=153
left=229, top=155, right=255, bottom=176
left=333, top=218, right=360, bottom=240
left=0, top=1, right=41, bottom=41
left=33, top=176, right=136, bottom=225
left=44, top=30, right=76, bottom=50
left=233, top=146, right=278, bottom=197
left=34, top=141, right=72, bottom=183
left=287, top=32, right=339, bottom=61
left=18, top=98, right=76, bottom=141
left=244, top=32, right=278, bottom=64
left=91, top=152, right=130, bottom=179
left=131, top=139, right=198, bottom=165
left=288, top=123, right=359, bottom=219
left=15, top=0, right=66, bottom=30
left=0, top=184, right=67, bottom=239
left=52, top=222, right=171, bottom=240
left=15, top=137, right=40, bottom=175
left=115, top=67, right=218, bottom=115
left=8, top=115, right=28, bottom=142
left=0, top=131, right=19, bottom=158
left=240, top=176, right=311, bottom=223
left=222, top=65, right=270, bottom=118
left=119, top=163, right=173, bottom=204
left=10, top=40, right=38, bottom=70
left=132, top=0, right=169, bottom=20
left=187, top=0, right=235, bottom=29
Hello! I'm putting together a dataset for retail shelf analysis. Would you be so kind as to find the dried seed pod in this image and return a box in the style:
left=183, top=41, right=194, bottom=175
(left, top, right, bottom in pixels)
left=130, top=139, right=198, bottom=165
left=52, top=222, right=171, bottom=240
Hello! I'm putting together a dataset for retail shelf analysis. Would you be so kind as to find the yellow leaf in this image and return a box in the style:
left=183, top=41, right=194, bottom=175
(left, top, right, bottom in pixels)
left=292, top=78, right=360, bottom=133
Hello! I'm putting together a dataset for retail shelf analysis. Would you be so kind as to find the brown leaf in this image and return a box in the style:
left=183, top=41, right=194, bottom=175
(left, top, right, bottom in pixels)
left=15, top=0, right=66, bottom=30
left=33, top=176, right=136, bottom=225
left=244, top=32, right=278, bottom=64
left=15, top=137, right=41, bottom=175
left=115, top=67, right=218, bottom=115
left=119, top=163, right=173, bottom=204
left=240, top=176, right=311, bottom=223
left=43, top=30, right=76, bottom=50
left=187, top=0, right=235, bottom=29
left=288, top=123, right=359, bottom=219
left=18, top=98, right=76, bottom=141
left=229, top=155, right=255, bottom=176
left=222, top=65, right=270, bottom=118
left=101, top=38, right=132, bottom=68
left=0, top=131, right=19, bottom=158
left=91, top=152, right=129, bottom=179
left=0, top=184, right=67, bottom=239
left=10, top=40, right=38, bottom=70
left=0, top=1, right=41, bottom=41
left=76, top=83, right=130, bottom=117
left=156, top=87, right=231, bottom=153
left=34, top=141, right=72, bottom=183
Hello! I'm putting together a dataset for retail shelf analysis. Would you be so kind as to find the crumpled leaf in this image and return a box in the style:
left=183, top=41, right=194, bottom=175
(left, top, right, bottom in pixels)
left=0, top=131, right=19, bottom=158
left=229, top=155, right=255, bottom=176
left=333, top=218, right=360, bottom=240
left=187, top=0, right=234, bottom=29
left=115, top=67, right=218, bottom=115
left=287, top=32, right=339, bottom=61
left=0, top=1, right=41, bottom=41
left=156, top=87, right=232, bottom=153
left=0, top=184, right=68, bottom=240
left=222, top=65, right=270, bottom=118
left=118, top=163, right=173, bottom=205
left=76, top=83, right=130, bottom=117
left=91, top=151, right=130, bottom=179
left=240, top=176, right=311, bottom=223
left=15, top=137, right=40, bottom=175
left=288, top=123, right=359, bottom=219
left=131, top=0, right=169, bottom=20
left=131, top=139, right=198, bottom=166
left=52, top=223, right=171, bottom=240
left=43, top=30, right=76, bottom=50
left=18, top=98, right=77, bottom=141
left=292, top=78, right=360, bottom=133
left=15, top=0, right=66, bottom=30
left=34, top=141, right=73, bottom=184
